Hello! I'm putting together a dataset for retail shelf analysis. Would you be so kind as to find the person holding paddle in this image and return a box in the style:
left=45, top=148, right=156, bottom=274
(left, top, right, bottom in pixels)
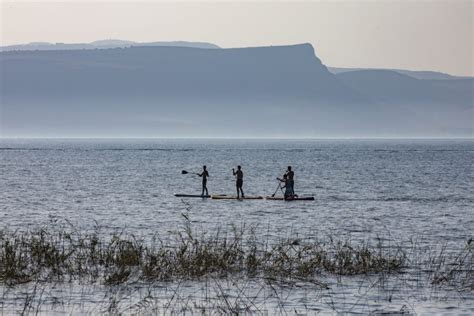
left=285, top=166, right=295, bottom=196
left=197, top=165, right=209, bottom=196
left=232, top=165, right=245, bottom=199
left=276, top=174, right=293, bottom=199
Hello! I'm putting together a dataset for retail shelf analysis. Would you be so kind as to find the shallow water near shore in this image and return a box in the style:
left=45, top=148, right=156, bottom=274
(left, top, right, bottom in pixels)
left=1, top=138, right=473, bottom=314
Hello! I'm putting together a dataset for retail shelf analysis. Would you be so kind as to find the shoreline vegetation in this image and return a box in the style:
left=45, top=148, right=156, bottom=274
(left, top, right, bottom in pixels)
left=1, top=221, right=406, bottom=286
left=0, top=216, right=472, bottom=314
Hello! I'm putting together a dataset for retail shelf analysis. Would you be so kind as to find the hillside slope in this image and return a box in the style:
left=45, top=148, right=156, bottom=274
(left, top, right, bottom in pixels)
left=1, top=44, right=472, bottom=137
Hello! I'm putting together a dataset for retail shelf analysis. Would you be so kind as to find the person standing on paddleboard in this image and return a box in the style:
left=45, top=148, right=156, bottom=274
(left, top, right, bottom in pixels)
left=197, top=165, right=209, bottom=196
left=277, top=174, right=293, bottom=199
left=232, top=165, right=245, bottom=199
left=285, top=166, right=295, bottom=196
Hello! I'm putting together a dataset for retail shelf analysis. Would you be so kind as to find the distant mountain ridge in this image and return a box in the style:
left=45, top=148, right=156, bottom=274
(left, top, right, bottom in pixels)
left=328, top=67, right=470, bottom=80
left=2, top=40, right=469, bottom=80
left=0, top=39, right=220, bottom=52
left=1, top=43, right=472, bottom=137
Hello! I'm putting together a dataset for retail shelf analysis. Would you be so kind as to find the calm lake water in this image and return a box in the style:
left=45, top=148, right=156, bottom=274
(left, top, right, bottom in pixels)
left=1, top=138, right=473, bottom=314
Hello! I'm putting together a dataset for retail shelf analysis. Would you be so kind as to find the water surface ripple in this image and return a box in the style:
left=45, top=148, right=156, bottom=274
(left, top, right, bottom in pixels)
left=0, top=139, right=472, bottom=314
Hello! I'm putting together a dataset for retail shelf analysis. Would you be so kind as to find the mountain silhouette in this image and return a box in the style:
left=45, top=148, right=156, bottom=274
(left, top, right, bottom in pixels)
left=1, top=44, right=472, bottom=137
left=0, top=40, right=220, bottom=52
left=328, top=67, right=468, bottom=80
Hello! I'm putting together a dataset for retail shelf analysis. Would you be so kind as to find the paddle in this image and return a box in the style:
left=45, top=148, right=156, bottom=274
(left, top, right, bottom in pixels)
left=182, top=170, right=201, bottom=176
left=271, top=181, right=283, bottom=197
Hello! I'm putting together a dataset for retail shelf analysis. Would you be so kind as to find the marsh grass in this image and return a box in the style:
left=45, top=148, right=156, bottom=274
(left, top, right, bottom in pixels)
left=403, top=238, right=474, bottom=293
left=0, top=217, right=472, bottom=314
left=0, top=221, right=406, bottom=288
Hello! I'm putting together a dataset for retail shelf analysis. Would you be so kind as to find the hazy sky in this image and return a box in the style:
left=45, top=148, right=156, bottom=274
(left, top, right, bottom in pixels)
left=1, top=0, right=473, bottom=76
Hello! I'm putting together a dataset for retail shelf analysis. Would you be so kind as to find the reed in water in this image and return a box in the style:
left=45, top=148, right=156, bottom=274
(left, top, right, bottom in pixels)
left=1, top=218, right=471, bottom=290
left=1, top=217, right=472, bottom=314
left=1, top=221, right=408, bottom=287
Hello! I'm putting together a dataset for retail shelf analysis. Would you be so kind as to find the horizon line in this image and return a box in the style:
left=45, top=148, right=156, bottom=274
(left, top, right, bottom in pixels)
left=1, top=137, right=473, bottom=141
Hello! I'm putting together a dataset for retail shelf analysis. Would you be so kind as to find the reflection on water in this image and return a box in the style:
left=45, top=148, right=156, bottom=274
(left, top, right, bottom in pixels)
left=2, top=270, right=473, bottom=314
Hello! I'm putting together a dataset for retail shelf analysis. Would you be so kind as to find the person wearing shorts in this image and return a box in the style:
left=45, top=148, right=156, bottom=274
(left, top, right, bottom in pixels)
left=286, top=166, right=295, bottom=195
left=232, top=165, right=245, bottom=199
left=198, top=165, right=209, bottom=196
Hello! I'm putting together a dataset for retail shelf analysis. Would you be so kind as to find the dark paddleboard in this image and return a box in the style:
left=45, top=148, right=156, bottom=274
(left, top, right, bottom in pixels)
left=266, top=196, right=315, bottom=201
left=174, top=194, right=211, bottom=198
left=211, top=195, right=263, bottom=200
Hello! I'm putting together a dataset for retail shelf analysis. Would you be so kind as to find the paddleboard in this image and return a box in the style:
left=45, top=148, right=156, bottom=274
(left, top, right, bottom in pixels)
left=266, top=196, right=315, bottom=201
left=174, top=194, right=211, bottom=198
left=211, top=195, right=263, bottom=200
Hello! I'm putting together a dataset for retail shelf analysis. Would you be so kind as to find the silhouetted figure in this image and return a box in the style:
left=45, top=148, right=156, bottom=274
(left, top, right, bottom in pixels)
left=285, top=166, right=295, bottom=195
left=232, top=165, right=245, bottom=199
left=197, top=165, right=209, bottom=196
left=277, top=174, right=293, bottom=199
